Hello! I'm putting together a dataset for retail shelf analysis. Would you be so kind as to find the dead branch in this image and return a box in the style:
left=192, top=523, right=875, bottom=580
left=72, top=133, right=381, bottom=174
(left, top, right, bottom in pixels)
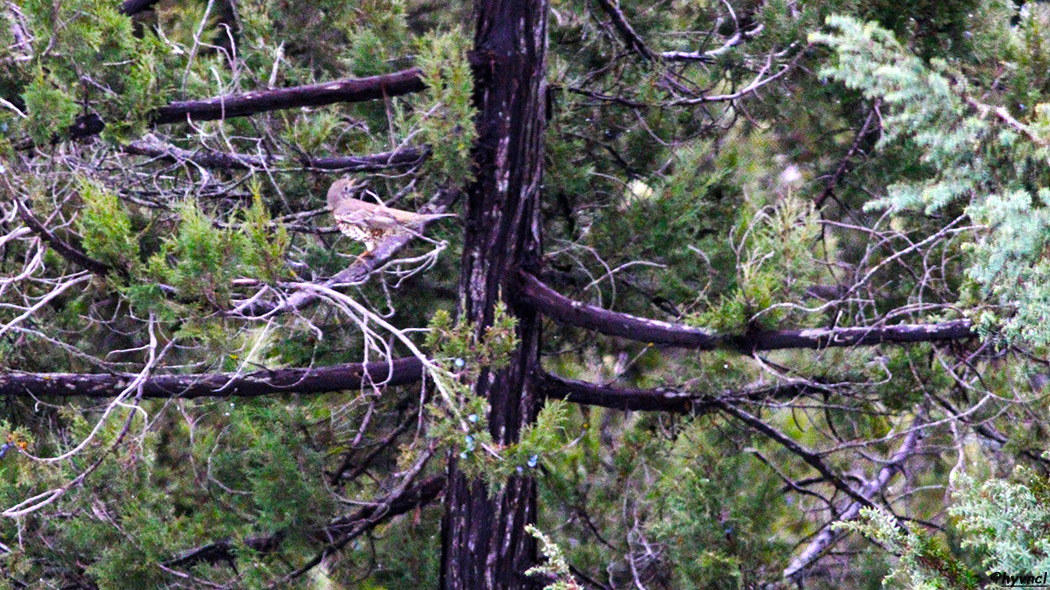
left=67, top=68, right=426, bottom=140
left=782, top=419, right=922, bottom=582
left=0, top=357, right=423, bottom=399
left=515, top=271, right=975, bottom=352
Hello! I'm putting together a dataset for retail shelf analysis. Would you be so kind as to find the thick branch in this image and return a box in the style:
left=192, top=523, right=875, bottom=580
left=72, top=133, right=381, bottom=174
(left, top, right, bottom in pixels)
left=167, top=474, right=445, bottom=568
left=304, top=147, right=430, bottom=171
left=0, top=357, right=423, bottom=399
left=516, top=272, right=975, bottom=351
left=541, top=373, right=701, bottom=413
left=540, top=372, right=821, bottom=414
left=154, top=69, right=424, bottom=123
left=69, top=68, right=425, bottom=140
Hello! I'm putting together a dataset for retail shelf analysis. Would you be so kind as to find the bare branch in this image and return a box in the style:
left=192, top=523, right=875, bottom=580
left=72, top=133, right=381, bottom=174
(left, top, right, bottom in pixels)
left=540, top=372, right=824, bottom=413
left=16, top=200, right=115, bottom=277
left=660, top=24, right=765, bottom=62
left=716, top=400, right=875, bottom=508
left=782, top=420, right=922, bottom=582
left=67, top=68, right=426, bottom=140
left=0, top=357, right=423, bottom=399
left=592, top=0, right=653, bottom=60
left=515, top=271, right=975, bottom=352
left=816, top=99, right=881, bottom=208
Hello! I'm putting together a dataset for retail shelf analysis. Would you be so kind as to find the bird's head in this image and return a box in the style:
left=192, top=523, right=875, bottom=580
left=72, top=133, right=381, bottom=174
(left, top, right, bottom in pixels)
left=327, top=177, right=360, bottom=211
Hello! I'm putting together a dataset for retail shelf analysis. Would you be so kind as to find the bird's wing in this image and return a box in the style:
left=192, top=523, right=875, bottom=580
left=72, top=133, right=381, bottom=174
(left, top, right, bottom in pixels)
left=364, top=210, right=403, bottom=229
left=335, top=203, right=401, bottom=229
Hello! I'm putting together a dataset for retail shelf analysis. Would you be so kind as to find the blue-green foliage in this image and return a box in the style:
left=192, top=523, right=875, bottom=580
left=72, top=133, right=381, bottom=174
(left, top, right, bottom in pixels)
left=839, top=507, right=980, bottom=590
left=844, top=469, right=1050, bottom=589
left=949, top=469, right=1050, bottom=574
left=815, top=15, right=1050, bottom=345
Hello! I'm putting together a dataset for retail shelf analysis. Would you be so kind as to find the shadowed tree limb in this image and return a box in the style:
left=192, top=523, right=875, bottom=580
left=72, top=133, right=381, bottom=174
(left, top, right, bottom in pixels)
left=0, top=357, right=423, bottom=399
left=715, top=401, right=876, bottom=510
left=592, top=0, right=654, bottom=60
left=815, top=99, right=881, bottom=208
left=151, top=69, right=424, bottom=123
left=542, top=371, right=922, bottom=585
left=591, top=0, right=764, bottom=63
left=515, top=271, right=975, bottom=351
left=328, top=411, right=417, bottom=485
left=539, top=372, right=826, bottom=413
left=119, top=0, right=160, bottom=15
left=67, top=68, right=426, bottom=140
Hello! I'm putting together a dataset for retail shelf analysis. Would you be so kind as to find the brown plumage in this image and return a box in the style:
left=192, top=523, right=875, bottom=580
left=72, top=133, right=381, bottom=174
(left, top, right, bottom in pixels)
left=326, top=178, right=452, bottom=253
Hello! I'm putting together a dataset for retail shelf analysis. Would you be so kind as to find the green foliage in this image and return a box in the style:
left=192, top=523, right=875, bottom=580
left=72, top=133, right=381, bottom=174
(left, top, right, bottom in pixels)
left=344, top=0, right=411, bottom=76
left=845, top=469, right=1050, bottom=590
left=410, top=31, right=477, bottom=185
left=22, top=73, right=78, bottom=145
left=8, top=0, right=1050, bottom=588
left=691, top=194, right=833, bottom=331
left=242, top=190, right=291, bottom=284
left=647, top=421, right=792, bottom=589
left=425, top=305, right=573, bottom=487
left=147, top=200, right=244, bottom=308
left=812, top=16, right=984, bottom=214
left=19, top=0, right=172, bottom=140
left=143, top=197, right=289, bottom=311
left=76, top=179, right=139, bottom=274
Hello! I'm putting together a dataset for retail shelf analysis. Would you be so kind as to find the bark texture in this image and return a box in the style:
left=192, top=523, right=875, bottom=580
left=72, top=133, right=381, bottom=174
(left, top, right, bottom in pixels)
left=0, top=358, right=422, bottom=399
left=67, top=69, right=425, bottom=140
left=516, top=271, right=975, bottom=351
left=440, top=0, right=548, bottom=587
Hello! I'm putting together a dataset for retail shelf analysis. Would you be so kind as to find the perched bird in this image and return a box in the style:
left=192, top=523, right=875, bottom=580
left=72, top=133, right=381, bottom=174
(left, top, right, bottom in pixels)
left=327, top=178, right=452, bottom=255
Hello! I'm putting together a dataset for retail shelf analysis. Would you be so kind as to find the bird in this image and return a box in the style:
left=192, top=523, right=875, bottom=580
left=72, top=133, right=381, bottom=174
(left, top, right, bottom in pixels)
left=326, top=178, right=452, bottom=256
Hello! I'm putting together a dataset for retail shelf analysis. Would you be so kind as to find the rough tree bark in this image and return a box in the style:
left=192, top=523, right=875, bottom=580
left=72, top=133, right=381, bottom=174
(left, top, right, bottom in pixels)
left=439, top=0, right=548, bottom=587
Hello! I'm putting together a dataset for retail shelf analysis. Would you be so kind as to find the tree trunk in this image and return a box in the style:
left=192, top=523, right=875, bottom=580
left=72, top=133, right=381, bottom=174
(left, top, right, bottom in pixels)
left=440, top=0, right=548, bottom=587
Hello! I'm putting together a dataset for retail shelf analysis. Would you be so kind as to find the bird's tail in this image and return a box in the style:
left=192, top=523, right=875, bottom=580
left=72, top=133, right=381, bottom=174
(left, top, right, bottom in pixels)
left=415, top=212, right=457, bottom=222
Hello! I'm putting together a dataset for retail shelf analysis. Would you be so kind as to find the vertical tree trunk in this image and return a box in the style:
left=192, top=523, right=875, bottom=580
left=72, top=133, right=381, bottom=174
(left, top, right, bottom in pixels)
left=440, top=0, right=548, bottom=587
